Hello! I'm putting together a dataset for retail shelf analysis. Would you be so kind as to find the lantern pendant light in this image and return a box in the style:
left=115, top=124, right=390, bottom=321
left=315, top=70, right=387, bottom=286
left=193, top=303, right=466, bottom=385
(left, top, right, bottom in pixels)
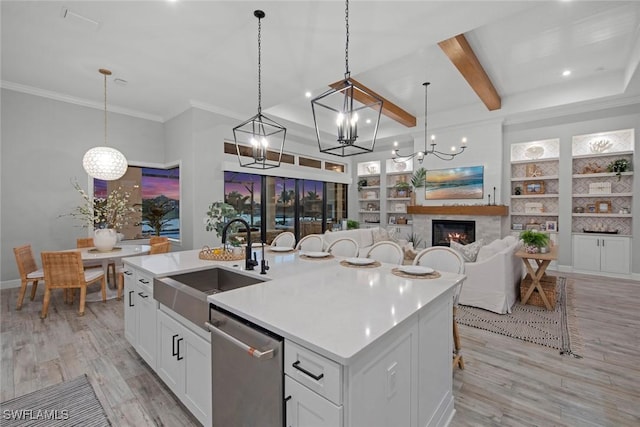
left=233, top=10, right=287, bottom=169
left=311, top=0, right=383, bottom=157
left=82, top=68, right=128, bottom=181
left=391, top=82, right=467, bottom=163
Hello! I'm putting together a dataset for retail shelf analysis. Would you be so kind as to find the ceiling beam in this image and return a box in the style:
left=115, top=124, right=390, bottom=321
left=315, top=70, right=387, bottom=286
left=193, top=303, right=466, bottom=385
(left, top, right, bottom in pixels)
left=438, top=34, right=501, bottom=111
left=329, top=77, right=416, bottom=127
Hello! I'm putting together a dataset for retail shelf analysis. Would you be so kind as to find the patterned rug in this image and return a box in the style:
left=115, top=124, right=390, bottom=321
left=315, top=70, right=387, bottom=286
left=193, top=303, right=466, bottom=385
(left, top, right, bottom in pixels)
left=0, top=374, right=111, bottom=426
left=457, top=277, right=582, bottom=357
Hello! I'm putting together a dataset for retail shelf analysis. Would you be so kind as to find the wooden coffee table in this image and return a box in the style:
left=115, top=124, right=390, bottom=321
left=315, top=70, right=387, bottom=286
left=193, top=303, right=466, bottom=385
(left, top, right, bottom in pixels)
left=515, top=245, right=558, bottom=310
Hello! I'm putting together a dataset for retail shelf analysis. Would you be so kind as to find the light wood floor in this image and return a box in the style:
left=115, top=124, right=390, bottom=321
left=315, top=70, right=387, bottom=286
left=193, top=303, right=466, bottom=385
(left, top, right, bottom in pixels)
left=1, top=272, right=639, bottom=426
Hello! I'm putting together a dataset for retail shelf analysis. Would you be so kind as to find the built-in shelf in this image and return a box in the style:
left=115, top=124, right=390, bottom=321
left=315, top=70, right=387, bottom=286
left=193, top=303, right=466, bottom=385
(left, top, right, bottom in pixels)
left=511, top=212, right=559, bottom=217
left=572, top=213, right=632, bottom=218
left=510, top=175, right=559, bottom=181
left=358, top=198, right=380, bottom=201
left=359, top=210, right=380, bottom=214
left=510, top=158, right=559, bottom=165
left=572, top=172, right=633, bottom=179
left=387, top=197, right=411, bottom=201
left=572, top=150, right=634, bottom=159
left=512, top=194, right=559, bottom=199
left=408, top=205, right=509, bottom=216
left=572, top=193, right=633, bottom=198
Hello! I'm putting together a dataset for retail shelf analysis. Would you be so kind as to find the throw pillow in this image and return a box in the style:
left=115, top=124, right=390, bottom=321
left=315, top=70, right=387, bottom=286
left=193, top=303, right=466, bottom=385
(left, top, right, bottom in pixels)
left=450, top=239, right=484, bottom=262
left=372, top=227, right=390, bottom=243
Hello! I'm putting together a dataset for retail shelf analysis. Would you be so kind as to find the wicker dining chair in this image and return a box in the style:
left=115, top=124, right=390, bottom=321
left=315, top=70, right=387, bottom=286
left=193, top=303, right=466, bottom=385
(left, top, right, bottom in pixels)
left=40, top=251, right=106, bottom=318
left=77, top=237, right=116, bottom=285
left=149, top=236, right=169, bottom=245
left=150, top=241, right=171, bottom=254
left=13, top=244, right=45, bottom=310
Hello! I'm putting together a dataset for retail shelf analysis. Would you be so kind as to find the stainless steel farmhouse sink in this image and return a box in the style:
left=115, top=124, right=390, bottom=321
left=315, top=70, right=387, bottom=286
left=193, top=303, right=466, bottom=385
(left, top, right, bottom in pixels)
left=154, top=267, right=266, bottom=330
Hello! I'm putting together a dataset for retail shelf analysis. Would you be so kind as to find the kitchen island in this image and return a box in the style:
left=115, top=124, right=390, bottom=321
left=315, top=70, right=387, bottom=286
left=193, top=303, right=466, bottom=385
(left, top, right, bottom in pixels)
left=124, top=248, right=463, bottom=427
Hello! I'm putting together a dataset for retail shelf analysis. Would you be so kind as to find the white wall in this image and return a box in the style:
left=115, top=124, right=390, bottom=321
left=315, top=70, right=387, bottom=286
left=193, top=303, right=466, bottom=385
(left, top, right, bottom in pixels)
left=1, top=89, right=164, bottom=282
left=503, top=102, right=640, bottom=274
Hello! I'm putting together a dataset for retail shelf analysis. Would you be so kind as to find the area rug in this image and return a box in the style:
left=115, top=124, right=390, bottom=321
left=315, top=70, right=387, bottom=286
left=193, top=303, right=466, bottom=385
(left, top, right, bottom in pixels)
left=0, top=374, right=111, bottom=426
left=457, top=277, right=582, bottom=357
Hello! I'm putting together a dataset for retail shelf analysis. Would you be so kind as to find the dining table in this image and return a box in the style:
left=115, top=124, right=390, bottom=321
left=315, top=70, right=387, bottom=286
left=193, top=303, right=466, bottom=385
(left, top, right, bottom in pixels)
left=79, top=244, right=150, bottom=301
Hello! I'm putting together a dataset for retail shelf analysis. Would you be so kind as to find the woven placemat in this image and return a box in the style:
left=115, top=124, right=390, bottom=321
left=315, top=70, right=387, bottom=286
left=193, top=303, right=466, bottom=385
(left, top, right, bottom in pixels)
left=391, top=268, right=441, bottom=279
left=88, top=247, right=122, bottom=253
left=339, top=260, right=381, bottom=268
left=300, top=254, right=335, bottom=261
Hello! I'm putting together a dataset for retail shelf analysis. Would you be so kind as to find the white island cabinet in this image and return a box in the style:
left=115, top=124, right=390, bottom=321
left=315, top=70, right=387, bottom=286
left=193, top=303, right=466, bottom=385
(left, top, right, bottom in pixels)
left=124, top=249, right=462, bottom=427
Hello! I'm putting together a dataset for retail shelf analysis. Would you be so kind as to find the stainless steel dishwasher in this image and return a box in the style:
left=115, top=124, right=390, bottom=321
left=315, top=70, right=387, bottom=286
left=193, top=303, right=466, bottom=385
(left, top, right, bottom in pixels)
left=206, top=304, right=284, bottom=427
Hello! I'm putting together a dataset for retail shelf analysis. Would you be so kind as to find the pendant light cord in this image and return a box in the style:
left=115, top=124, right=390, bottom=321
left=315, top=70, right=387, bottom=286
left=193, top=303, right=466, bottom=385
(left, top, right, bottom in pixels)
left=257, top=14, right=262, bottom=114
left=423, top=82, right=430, bottom=150
left=344, top=0, right=350, bottom=79
left=104, top=71, right=108, bottom=146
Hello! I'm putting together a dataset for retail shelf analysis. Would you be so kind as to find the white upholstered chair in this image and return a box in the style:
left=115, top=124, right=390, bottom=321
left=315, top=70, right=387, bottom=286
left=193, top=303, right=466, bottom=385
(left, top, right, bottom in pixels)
left=413, top=246, right=466, bottom=369
left=295, top=234, right=324, bottom=252
left=365, top=241, right=404, bottom=265
left=326, top=237, right=359, bottom=257
left=271, top=231, right=296, bottom=248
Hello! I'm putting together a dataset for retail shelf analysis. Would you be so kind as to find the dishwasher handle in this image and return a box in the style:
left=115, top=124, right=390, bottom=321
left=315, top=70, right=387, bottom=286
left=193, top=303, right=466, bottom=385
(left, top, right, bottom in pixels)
left=205, top=321, right=275, bottom=360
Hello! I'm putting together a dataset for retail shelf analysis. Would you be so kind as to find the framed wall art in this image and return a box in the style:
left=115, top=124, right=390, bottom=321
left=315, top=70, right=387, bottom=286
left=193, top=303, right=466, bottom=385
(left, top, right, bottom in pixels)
left=524, top=181, right=545, bottom=195
left=545, top=220, right=557, bottom=232
left=425, top=166, right=484, bottom=200
left=596, top=200, right=612, bottom=213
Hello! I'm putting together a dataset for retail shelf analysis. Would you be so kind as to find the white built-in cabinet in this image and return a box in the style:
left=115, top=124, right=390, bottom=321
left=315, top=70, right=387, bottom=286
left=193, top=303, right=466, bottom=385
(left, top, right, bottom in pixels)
left=570, top=129, right=634, bottom=275
left=123, top=262, right=211, bottom=427
left=123, top=267, right=156, bottom=369
left=572, top=234, right=631, bottom=274
left=156, top=309, right=211, bottom=426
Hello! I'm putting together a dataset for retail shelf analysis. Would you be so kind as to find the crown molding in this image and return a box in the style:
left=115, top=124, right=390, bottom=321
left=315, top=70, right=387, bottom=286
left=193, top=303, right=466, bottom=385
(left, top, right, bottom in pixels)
left=1, top=80, right=164, bottom=123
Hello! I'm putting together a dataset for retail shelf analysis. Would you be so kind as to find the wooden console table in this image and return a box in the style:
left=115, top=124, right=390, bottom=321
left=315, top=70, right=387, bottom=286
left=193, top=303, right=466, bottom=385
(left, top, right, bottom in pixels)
left=515, top=245, right=558, bottom=310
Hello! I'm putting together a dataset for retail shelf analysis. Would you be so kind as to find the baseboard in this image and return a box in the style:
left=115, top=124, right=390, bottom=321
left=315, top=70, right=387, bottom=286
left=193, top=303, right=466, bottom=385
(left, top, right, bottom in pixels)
left=0, top=279, right=21, bottom=290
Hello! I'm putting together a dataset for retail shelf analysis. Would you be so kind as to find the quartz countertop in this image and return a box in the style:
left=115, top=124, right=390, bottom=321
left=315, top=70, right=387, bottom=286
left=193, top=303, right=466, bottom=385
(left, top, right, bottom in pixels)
left=124, top=248, right=464, bottom=364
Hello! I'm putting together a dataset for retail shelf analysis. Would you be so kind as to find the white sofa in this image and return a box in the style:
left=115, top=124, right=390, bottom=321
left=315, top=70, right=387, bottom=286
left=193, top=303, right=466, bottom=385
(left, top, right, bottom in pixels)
left=322, top=227, right=405, bottom=257
left=457, top=235, right=525, bottom=314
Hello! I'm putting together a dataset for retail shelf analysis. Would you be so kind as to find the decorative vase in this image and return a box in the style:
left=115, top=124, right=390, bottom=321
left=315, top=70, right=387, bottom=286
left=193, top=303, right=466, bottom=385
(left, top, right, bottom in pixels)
left=524, top=244, right=539, bottom=254
left=94, top=228, right=117, bottom=252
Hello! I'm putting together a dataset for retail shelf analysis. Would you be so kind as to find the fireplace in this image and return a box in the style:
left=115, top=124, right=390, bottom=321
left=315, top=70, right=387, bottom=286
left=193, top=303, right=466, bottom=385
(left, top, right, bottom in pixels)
left=432, top=220, right=476, bottom=246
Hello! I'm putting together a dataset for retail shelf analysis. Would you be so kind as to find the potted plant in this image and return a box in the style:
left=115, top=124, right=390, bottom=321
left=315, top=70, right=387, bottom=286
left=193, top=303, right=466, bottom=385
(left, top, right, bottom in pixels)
left=395, top=181, right=411, bottom=198
left=514, top=186, right=522, bottom=195
left=357, top=178, right=368, bottom=191
left=346, top=219, right=359, bottom=230
left=410, top=167, right=426, bottom=204
left=519, top=230, right=550, bottom=254
left=205, top=201, right=242, bottom=247
left=606, top=159, right=630, bottom=181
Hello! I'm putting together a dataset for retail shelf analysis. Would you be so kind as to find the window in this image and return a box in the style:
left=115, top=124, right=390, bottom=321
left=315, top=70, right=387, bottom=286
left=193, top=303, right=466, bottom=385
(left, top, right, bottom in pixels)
left=224, top=172, right=347, bottom=243
left=94, top=165, right=180, bottom=240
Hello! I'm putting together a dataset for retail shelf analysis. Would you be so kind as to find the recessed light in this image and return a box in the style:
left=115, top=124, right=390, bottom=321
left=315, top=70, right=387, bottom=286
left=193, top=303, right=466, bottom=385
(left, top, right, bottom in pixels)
left=366, top=118, right=371, bottom=124
left=304, top=91, right=312, bottom=98
left=393, top=141, right=398, bottom=147
left=562, top=70, right=571, bottom=77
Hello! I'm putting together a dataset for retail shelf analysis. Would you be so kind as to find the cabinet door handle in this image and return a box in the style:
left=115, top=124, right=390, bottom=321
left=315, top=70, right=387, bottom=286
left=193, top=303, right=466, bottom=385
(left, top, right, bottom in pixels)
left=138, top=278, right=150, bottom=284
left=284, top=395, right=291, bottom=402
left=292, top=360, right=324, bottom=381
left=597, top=239, right=600, bottom=247
left=128, top=291, right=134, bottom=307
left=124, top=270, right=133, bottom=276
left=601, top=239, right=605, bottom=247
left=172, top=334, right=179, bottom=357
left=176, top=338, right=184, bottom=360
left=137, top=292, right=148, bottom=299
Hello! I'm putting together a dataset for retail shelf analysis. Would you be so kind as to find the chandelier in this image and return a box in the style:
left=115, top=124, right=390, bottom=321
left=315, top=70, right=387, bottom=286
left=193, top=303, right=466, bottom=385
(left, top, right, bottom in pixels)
left=233, top=10, right=286, bottom=169
left=392, top=82, right=467, bottom=163
left=310, top=0, right=383, bottom=157
left=83, top=69, right=128, bottom=180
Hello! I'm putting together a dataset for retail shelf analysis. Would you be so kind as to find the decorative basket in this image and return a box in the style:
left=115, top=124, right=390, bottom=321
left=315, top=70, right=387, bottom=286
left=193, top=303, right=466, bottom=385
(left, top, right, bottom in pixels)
left=520, top=275, right=557, bottom=309
left=199, top=246, right=245, bottom=261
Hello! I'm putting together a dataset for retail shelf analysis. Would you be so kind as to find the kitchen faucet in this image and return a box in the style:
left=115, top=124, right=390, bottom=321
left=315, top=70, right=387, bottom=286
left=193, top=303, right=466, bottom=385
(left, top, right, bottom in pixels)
left=221, top=218, right=258, bottom=271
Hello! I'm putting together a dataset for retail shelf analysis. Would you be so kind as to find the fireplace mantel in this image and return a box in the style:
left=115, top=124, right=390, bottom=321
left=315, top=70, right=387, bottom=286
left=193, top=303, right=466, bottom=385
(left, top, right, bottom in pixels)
left=408, top=205, right=509, bottom=216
